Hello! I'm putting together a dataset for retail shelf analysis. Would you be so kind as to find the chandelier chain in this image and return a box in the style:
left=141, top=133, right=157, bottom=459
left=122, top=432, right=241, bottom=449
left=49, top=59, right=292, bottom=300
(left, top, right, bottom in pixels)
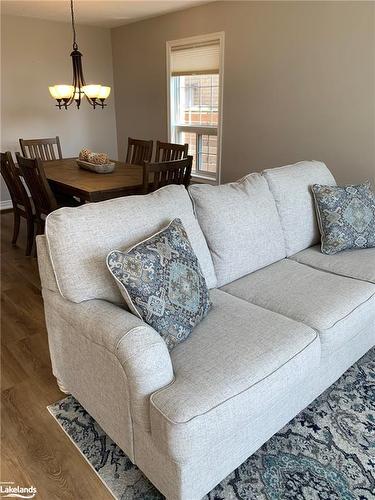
left=70, top=0, right=78, bottom=50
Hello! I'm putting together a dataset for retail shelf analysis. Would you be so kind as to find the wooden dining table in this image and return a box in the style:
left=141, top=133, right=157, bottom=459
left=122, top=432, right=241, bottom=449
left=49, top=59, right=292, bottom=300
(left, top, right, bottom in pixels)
left=43, top=158, right=144, bottom=202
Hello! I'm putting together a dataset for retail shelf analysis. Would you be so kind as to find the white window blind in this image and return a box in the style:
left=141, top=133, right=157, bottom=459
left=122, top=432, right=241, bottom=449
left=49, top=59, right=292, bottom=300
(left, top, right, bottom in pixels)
left=171, top=41, right=220, bottom=76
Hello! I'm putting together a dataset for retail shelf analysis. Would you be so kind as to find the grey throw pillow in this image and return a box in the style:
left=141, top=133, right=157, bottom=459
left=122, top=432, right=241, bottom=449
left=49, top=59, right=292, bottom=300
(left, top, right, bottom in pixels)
left=312, top=181, right=375, bottom=255
left=107, top=218, right=211, bottom=350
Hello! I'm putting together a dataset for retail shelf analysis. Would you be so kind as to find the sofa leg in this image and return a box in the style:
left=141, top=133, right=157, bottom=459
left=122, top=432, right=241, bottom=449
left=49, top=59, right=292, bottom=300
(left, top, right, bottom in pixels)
left=57, top=378, right=70, bottom=394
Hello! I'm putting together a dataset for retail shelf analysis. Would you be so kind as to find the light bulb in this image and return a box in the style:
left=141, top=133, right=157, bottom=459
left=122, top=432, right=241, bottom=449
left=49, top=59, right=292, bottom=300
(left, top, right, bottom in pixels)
left=97, top=86, right=111, bottom=99
left=49, top=86, right=61, bottom=99
left=54, top=85, right=74, bottom=99
left=82, top=84, right=101, bottom=99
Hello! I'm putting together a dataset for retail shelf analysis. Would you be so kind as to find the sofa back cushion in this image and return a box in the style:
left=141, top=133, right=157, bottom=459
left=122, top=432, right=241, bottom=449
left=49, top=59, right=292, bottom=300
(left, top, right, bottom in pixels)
left=188, top=173, right=286, bottom=287
left=262, top=161, right=336, bottom=256
left=45, top=185, right=217, bottom=304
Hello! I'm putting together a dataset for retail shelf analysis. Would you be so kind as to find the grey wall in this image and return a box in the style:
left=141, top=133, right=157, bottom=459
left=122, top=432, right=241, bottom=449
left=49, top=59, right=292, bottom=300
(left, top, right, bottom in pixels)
left=111, top=1, right=375, bottom=184
left=1, top=15, right=117, bottom=204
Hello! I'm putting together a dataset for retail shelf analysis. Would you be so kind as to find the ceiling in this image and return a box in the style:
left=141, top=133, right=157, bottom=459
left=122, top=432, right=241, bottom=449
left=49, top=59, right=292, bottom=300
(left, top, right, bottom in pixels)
left=1, top=0, right=213, bottom=28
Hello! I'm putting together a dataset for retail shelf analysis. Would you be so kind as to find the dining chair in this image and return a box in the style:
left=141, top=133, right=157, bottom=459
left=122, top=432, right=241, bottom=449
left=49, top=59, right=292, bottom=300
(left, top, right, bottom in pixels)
left=126, top=137, right=153, bottom=166
left=142, top=156, right=193, bottom=195
left=19, top=136, right=63, bottom=161
left=16, top=153, right=58, bottom=237
left=154, top=141, right=189, bottom=162
left=0, top=152, right=35, bottom=255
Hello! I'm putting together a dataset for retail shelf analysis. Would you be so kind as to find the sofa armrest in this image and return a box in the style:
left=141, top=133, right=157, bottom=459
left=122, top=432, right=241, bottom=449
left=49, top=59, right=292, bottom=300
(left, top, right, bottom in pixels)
left=36, top=234, right=59, bottom=292
left=43, top=289, right=174, bottom=429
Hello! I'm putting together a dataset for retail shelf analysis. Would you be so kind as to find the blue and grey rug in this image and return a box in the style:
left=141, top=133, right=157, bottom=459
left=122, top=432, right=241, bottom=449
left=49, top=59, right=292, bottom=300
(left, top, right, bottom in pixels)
left=48, top=349, right=375, bottom=499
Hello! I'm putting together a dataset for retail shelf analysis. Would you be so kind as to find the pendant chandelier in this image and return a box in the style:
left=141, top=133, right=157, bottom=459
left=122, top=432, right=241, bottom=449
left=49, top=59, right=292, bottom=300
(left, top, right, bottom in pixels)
left=49, top=0, right=111, bottom=110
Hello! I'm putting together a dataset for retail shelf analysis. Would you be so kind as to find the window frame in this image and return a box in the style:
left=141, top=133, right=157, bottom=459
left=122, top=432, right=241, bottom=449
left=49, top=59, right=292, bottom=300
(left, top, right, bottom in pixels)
left=166, top=32, right=225, bottom=184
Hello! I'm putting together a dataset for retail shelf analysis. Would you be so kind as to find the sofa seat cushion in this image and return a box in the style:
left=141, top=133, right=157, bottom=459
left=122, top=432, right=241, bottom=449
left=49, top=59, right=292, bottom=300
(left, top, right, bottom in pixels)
left=262, top=161, right=336, bottom=256
left=290, top=245, right=375, bottom=284
left=221, top=259, right=375, bottom=355
left=150, top=289, right=320, bottom=462
left=45, top=184, right=217, bottom=304
left=188, top=173, right=286, bottom=287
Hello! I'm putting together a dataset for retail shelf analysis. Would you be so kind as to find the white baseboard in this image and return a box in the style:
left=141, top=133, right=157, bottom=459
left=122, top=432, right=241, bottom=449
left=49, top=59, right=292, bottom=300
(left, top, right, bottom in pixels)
left=0, top=199, right=13, bottom=211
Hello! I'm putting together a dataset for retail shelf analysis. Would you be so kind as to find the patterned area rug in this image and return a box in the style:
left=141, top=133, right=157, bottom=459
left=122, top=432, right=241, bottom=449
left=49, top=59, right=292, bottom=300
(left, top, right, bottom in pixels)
left=48, top=349, right=375, bottom=499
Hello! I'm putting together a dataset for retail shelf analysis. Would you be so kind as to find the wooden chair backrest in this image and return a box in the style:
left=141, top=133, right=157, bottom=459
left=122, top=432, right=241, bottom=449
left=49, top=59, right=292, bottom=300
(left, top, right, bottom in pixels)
left=16, top=153, right=57, bottom=218
left=0, top=151, right=32, bottom=212
left=155, top=141, right=188, bottom=162
left=126, top=137, right=153, bottom=166
left=142, top=156, right=192, bottom=194
left=19, top=136, right=63, bottom=161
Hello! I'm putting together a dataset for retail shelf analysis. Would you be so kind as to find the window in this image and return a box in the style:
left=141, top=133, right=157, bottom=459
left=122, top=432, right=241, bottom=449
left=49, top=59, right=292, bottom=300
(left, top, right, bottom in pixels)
left=167, top=34, right=224, bottom=182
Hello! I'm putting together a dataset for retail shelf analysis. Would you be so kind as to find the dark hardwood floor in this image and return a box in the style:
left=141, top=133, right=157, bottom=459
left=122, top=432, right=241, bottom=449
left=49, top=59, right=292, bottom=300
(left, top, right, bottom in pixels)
left=1, top=211, right=111, bottom=499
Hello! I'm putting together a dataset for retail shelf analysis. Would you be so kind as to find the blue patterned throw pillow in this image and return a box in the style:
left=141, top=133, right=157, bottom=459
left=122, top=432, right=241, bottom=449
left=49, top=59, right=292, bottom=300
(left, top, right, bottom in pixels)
left=107, top=218, right=211, bottom=350
left=312, top=181, right=375, bottom=255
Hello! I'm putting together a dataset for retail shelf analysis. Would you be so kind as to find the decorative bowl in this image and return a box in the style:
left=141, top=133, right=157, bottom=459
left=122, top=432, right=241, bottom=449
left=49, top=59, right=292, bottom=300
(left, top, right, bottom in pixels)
left=76, top=159, right=115, bottom=174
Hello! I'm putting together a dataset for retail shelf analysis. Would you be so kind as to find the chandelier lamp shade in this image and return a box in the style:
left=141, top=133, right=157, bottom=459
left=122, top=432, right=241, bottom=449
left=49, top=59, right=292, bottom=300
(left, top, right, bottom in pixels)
left=49, top=0, right=111, bottom=109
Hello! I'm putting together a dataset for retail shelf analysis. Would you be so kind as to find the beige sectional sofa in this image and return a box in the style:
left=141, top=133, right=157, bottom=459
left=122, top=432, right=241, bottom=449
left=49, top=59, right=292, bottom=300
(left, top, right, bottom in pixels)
left=37, top=160, right=375, bottom=500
